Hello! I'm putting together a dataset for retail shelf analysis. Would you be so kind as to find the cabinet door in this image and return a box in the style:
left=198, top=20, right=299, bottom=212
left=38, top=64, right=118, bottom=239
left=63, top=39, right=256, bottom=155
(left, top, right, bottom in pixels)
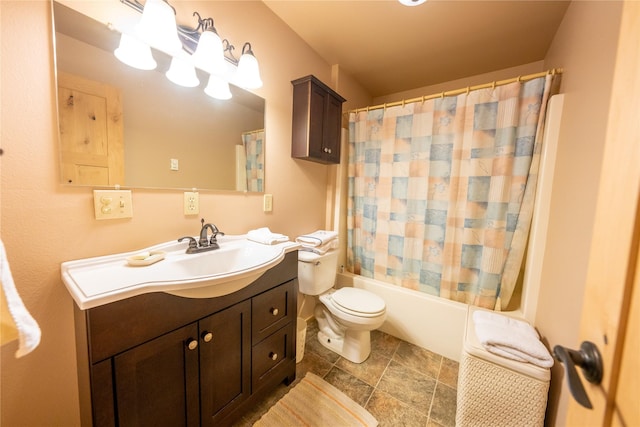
left=308, top=82, right=329, bottom=159
left=323, top=93, right=343, bottom=163
left=114, top=323, right=200, bottom=427
left=199, top=300, right=251, bottom=425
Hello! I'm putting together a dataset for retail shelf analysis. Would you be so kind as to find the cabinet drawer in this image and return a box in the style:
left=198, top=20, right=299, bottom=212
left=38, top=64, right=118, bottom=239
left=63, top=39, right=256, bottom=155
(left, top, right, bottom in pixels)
left=252, top=279, right=295, bottom=344
left=252, top=325, right=293, bottom=391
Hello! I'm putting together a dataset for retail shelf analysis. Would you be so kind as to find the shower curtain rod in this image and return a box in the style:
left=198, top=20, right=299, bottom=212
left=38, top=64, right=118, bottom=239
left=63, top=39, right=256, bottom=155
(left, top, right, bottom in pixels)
left=241, top=128, right=265, bottom=135
left=347, top=68, right=563, bottom=114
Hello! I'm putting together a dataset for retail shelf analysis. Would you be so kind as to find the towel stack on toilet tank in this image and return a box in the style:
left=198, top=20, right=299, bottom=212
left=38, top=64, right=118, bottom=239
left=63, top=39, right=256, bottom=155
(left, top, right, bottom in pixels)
left=295, top=230, right=339, bottom=255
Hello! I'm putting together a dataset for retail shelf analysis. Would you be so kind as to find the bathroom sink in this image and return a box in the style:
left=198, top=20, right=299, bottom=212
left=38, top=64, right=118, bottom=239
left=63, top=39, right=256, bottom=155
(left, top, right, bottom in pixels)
left=61, top=236, right=299, bottom=309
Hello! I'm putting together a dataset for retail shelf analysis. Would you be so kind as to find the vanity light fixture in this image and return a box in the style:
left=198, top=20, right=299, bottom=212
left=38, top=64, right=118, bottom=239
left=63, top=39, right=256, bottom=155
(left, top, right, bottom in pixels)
left=114, top=0, right=263, bottom=98
left=204, top=74, right=232, bottom=100
left=166, top=53, right=200, bottom=87
left=135, top=0, right=182, bottom=54
left=398, top=0, right=427, bottom=6
left=114, top=33, right=157, bottom=70
left=235, top=43, right=263, bottom=90
left=191, top=17, right=226, bottom=76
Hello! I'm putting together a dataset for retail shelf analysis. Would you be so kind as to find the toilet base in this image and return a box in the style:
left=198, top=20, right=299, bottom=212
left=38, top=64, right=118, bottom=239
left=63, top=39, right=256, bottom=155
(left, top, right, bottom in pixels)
left=317, top=329, right=371, bottom=364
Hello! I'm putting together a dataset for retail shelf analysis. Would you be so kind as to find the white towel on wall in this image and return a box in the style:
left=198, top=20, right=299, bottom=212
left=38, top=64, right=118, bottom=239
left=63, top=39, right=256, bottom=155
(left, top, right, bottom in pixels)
left=295, top=230, right=338, bottom=247
left=1, top=240, right=41, bottom=358
left=247, top=227, right=289, bottom=245
left=472, top=310, right=553, bottom=369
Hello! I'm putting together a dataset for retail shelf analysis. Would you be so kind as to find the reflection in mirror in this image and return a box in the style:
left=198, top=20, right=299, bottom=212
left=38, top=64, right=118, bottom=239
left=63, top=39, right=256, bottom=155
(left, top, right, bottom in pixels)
left=53, top=1, right=265, bottom=192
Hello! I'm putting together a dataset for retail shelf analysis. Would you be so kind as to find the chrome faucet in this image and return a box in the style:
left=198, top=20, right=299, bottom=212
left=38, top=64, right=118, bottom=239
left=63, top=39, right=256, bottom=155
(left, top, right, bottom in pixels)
left=178, top=218, right=225, bottom=254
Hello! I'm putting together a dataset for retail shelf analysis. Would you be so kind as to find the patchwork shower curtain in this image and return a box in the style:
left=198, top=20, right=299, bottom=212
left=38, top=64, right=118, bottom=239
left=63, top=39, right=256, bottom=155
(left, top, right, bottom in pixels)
left=347, top=75, right=556, bottom=309
left=241, top=129, right=264, bottom=192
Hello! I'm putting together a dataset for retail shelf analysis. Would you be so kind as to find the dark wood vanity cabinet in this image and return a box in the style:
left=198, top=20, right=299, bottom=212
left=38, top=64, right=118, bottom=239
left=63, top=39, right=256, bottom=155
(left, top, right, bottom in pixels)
left=74, top=252, right=298, bottom=427
left=291, top=75, right=346, bottom=164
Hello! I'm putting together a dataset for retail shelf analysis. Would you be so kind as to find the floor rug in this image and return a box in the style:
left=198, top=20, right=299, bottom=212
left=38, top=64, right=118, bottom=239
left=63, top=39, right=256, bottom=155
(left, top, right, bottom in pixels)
left=254, top=372, right=378, bottom=426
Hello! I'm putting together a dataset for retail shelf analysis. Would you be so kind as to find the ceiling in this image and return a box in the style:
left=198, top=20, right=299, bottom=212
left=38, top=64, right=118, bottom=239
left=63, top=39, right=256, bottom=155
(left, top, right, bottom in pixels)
left=262, top=0, right=570, bottom=97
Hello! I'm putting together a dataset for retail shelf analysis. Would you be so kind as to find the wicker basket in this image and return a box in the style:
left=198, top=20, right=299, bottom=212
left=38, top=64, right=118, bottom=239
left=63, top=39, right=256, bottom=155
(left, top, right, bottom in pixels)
left=456, top=308, right=551, bottom=427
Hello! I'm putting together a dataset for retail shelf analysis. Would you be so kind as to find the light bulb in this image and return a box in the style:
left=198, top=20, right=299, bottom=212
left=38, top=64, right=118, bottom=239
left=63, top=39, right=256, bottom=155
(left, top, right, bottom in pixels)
left=114, top=33, right=157, bottom=70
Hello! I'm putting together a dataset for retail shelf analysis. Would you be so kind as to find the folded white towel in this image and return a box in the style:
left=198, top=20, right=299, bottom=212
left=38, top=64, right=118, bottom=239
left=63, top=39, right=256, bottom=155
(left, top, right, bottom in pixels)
left=247, top=227, right=289, bottom=245
left=299, top=239, right=339, bottom=255
left=295, top=230, right=338, bottom=247
left=1, top=240, right=41, bottom=358
left=472, top=310, right=553, bottom=369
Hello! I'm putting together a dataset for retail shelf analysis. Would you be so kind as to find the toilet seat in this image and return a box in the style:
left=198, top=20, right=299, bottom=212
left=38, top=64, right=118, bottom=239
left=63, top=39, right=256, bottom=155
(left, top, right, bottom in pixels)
left=329, top=288, right=386, bottom=318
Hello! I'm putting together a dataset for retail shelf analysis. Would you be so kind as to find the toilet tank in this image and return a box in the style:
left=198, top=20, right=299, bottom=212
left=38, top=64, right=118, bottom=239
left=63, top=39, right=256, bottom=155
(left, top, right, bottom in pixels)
left=297, top=250, right=339, bottom=295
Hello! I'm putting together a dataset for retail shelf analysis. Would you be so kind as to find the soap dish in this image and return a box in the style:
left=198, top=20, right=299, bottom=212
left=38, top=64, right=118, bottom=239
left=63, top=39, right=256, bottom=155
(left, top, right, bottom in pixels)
left=126, top=251, right=166, bottom=266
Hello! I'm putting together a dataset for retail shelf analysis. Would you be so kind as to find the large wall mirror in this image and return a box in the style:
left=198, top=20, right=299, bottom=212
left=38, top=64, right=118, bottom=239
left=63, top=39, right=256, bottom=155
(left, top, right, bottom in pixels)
left=53, top=1, right=265, bottom=192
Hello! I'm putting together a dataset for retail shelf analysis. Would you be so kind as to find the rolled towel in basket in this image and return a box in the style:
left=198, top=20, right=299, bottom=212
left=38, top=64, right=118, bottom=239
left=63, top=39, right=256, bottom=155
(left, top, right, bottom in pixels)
left=295, top=230, right=338, bottom=247
left=472, top=310, right=553, bottom=368
left=247, top=227, right=289, bottom=245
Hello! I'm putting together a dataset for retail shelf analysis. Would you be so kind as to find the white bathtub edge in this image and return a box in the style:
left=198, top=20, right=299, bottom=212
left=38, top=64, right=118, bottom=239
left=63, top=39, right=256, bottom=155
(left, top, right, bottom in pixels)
left=336, top=272, right=468, bottom=362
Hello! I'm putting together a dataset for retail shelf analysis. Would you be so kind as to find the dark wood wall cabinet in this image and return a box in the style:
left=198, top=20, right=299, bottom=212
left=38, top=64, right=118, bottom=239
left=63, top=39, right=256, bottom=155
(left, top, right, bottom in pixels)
left=74, top=252, right=298, bottom=427
left=291, top=75, right=346, bottom=164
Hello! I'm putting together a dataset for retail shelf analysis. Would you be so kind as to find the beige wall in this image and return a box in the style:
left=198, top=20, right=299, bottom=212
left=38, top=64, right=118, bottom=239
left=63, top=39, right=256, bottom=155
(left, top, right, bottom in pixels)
left=539, top=1, right=623, bottom=425
left=0, top=1, right=357, bottom=425
left=1, top=1, right=626, bottom=426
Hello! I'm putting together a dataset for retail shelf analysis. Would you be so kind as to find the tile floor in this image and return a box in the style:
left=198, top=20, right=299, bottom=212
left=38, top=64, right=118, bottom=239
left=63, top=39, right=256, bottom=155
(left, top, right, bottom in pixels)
left=236, top=319, right=459, bottom=426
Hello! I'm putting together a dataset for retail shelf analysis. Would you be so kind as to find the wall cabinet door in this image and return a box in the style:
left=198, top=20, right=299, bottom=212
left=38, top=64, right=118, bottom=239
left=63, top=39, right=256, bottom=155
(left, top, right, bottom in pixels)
left=114, top=323, right=200, bottom=427
left=200, top=300, right=251, bottom=425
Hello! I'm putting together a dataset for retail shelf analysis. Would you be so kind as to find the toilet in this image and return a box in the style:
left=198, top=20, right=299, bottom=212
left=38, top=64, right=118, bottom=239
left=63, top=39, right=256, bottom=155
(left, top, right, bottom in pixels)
left=298, top=250, right=386, bottom=363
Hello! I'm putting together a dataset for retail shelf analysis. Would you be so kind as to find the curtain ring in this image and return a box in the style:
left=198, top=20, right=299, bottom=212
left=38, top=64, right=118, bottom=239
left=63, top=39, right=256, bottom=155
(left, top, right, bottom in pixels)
left=440, top=92, right=444, bottom=99
left=466, top=86, right=470, bottom=95
left=421, top=95, right=425, bottom=104
left=492, top=81, right=496, bottom=90
left=517, top=75, right=522, bottom=83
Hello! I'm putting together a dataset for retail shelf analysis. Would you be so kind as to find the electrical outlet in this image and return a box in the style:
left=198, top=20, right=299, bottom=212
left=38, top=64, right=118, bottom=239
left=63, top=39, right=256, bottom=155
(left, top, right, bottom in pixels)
left=93, top=190, right=133, bottom=220
left=263, top=194, right=273, bottom=212
left=184, top=191, right=199, bottom=215
left=170, top=158, right=179, bottom=171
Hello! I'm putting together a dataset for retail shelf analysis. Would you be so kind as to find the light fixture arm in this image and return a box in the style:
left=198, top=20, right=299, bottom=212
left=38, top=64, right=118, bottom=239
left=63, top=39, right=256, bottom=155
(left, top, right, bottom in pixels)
left=120, top=0, right=244, bottom=66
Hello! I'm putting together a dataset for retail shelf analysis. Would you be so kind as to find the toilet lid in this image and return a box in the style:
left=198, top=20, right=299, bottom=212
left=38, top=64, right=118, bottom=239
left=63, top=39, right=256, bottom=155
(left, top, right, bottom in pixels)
left=331, top=288, right=386, bottom=316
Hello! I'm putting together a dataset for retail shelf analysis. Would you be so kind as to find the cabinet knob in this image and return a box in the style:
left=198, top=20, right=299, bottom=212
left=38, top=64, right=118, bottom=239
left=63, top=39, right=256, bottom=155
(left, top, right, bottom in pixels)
left=270, top=307, right=279, bottom=316
left=269, top=352, right=278, bottom=361
left=187, top=339, right=198, bottom=351
left=202, top=332, right=213, bottom=343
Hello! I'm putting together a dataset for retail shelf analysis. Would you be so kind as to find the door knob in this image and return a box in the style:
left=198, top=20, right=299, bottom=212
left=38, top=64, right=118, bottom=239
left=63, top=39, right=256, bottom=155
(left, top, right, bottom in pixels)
left=553, top=341, right=603, bottom=409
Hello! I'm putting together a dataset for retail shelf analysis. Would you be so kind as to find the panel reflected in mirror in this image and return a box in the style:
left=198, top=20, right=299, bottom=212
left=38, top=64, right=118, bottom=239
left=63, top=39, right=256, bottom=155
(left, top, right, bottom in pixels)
left=53, top=1, right=265, bottom=192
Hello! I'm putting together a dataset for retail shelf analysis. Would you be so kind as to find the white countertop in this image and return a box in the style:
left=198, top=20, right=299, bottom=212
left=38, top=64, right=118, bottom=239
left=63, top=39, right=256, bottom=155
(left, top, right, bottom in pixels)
left=61, top=235, right=300, bottom=310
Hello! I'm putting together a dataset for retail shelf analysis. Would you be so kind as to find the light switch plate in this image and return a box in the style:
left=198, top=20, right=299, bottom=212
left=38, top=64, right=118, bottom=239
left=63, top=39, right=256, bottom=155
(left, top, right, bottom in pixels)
left=184, top=191, right=199, bottom=215
left=93, top=190, right=133, bottom=220
left=263, top=194, right=273, bottom=212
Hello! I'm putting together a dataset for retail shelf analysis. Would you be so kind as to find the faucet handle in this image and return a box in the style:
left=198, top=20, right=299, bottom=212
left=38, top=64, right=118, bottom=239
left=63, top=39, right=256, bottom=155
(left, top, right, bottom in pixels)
left=209, top=230, right=224, bottom=245
left=178, top=236, right=198, bottom=250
